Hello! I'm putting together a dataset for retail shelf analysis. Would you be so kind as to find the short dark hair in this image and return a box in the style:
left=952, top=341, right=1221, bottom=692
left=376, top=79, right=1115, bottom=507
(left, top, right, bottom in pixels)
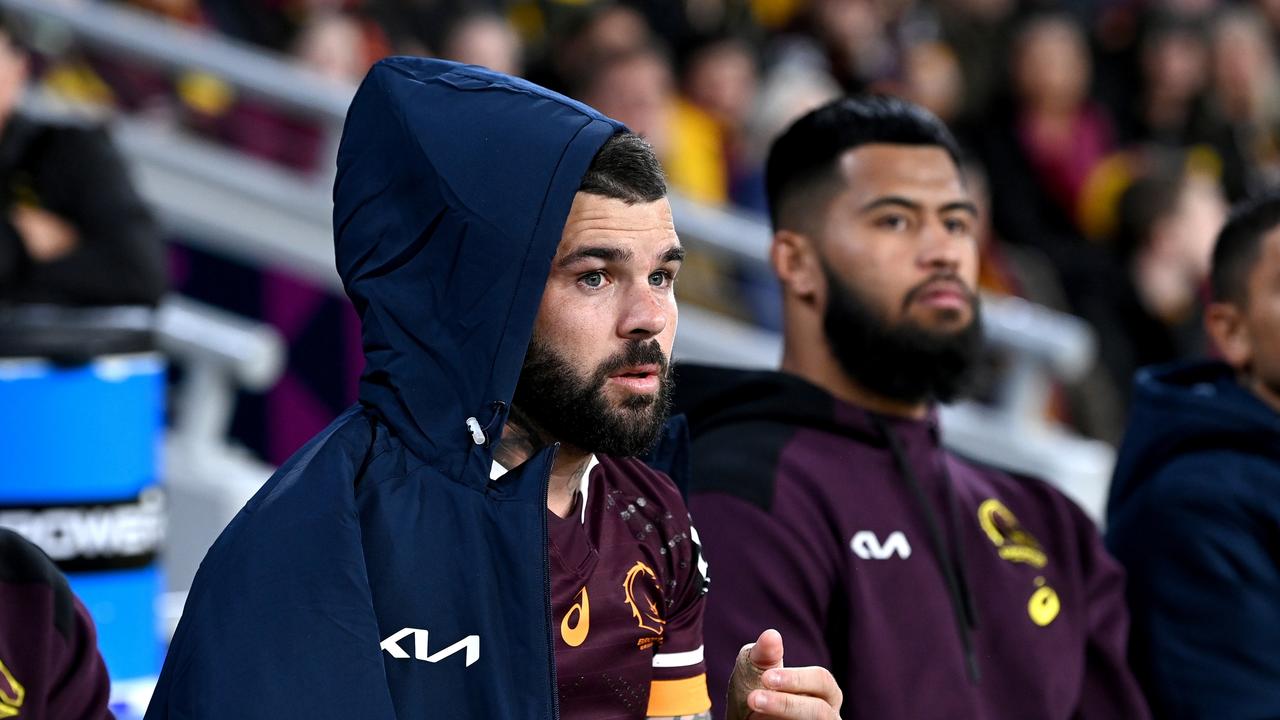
left=765, top=95, right=962, bottom=231
left=1115, top=171, right=1186, bottom=262
left=1211, top=193, right=1280, bottom=304
left=578, top=131, right=666, bottom=203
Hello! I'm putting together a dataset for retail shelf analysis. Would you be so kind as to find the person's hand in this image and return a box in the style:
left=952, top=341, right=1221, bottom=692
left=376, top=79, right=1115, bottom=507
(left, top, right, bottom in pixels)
left=726, top=629, right=842, bottom=720
left=12, top=205, right=78, bottom=262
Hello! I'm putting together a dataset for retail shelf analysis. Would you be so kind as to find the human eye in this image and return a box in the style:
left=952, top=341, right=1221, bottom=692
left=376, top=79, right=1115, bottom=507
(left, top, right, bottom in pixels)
left=579, top=270, right=607, bottom=289
left=875, top=213, right=910, bottom=231
left=648, top=270, right=674, bottom=288
left=944, top=216, right=973, bottom=235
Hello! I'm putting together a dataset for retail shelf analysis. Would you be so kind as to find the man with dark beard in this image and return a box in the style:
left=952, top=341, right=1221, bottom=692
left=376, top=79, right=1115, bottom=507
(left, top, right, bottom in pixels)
left=493, top=136, right=841, bottom=719
left=147, top=58, right=841, bottom=720
left=678, top=96, right=1149, bottom=719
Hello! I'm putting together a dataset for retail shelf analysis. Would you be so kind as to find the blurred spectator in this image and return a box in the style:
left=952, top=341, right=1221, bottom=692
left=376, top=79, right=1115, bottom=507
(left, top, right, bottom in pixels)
left=1209, top=7, right=1280, bottom=199
left=440, top=11, right=523, bottom=76
left=183, top=10, right=377, bottom=173
left=680, top=33, right=762, bottom=208
left=1107, top=192, right=1280, bottom=718
left=579, top=45, right=727, bottom=204
left=744, top=49, right=841, bottom=194
left=202, top=0, right=387, bottom=55
left=1119, top=13, right=1214, bottom=148
left=295, top=11, right=371, bottom=83
left=965, top=160, right=1128, bottom=441
left=200, top=0, right=298, bottom=52
left=532, top=3, right=653, bottom=93
left=977, top=12, right=1133, bottom=366
left=1101, top=163, right=1224, bottom=393
left=0, top=17, right=165, bottom=307
left=1003, top=13, right=1117, bottom=238
left=935, top=0, right=1017, bottom=124
left=1059, top=157, right=1225, bottom=426
left=0, top=527, right=112, bottom=720
left=806, top=0, right=901, bottom=91
left=681, top=34, right=757, bottom=142
left=895, top=40, right=964, bottom=125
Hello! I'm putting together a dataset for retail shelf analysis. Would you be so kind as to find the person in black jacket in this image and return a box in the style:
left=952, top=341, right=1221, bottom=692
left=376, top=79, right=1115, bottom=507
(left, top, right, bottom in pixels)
left=0, top=16, right=164, bottom=307
left=0, top=527, right=112, bottom=720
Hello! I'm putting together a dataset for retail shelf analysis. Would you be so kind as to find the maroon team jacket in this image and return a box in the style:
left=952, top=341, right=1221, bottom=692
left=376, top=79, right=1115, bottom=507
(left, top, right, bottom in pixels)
left=0, top=528, right=112, bottom=720
left=677, top=367, right=1150, bottom=720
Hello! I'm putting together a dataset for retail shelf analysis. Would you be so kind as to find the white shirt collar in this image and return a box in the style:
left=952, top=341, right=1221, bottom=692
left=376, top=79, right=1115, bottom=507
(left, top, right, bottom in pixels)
left=490, top=454, right=599, bottom=525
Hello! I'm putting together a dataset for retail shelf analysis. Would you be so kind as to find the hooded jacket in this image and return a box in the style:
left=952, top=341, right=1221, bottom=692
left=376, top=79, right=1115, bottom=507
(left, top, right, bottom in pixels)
left=1107, top=360, right=1280, bottom=719
left=678, top=365, right=1149, bottom=719
left=146, top=58, right=623, bottom=719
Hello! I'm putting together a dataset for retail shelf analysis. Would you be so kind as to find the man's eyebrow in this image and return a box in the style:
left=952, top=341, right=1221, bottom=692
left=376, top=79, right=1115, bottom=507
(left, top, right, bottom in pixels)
left=661, top=246, right=686, bottom=264
left=940, top=201, right=980, bottom=216
left=557, top=246, right=633, bottom=268
left=859, top=196, right=923, bottom=214
left=859, top=196, right=979, bottom=216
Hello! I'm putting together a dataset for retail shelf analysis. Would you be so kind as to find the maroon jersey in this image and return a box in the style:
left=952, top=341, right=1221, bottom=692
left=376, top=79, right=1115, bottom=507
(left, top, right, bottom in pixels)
left=0, top=528, right=111, bottom=720
left=544, top=455, right=710, bottom=718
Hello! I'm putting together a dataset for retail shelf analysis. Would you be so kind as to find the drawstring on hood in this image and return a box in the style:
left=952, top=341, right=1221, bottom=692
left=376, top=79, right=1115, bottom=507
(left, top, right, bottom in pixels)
left=466, top=400, right=509, bottom=447
left=872, top=415, right=982, bottom=684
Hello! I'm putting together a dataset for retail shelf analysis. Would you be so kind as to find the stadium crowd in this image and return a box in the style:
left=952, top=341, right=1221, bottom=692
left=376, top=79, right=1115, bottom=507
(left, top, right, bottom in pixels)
left=24, top=0, right=1268, bottom=443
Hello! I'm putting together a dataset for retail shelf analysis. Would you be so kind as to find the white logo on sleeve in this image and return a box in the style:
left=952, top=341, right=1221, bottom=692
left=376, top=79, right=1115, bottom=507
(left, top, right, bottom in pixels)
left=380, top=628, right=480, bottom=667
left=850, top=531, right=912, bottom=560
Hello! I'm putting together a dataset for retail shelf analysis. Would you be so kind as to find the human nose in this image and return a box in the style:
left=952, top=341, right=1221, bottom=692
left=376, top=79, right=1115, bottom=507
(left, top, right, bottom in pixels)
left=917, top=219, right=964, bottom=273
left=617, top=280, right=666, bottom=340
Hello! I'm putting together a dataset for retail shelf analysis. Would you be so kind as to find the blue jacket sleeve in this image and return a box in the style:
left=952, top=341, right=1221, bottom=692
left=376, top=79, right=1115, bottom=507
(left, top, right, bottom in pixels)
left=1108, top=458, right=1280, bottom=719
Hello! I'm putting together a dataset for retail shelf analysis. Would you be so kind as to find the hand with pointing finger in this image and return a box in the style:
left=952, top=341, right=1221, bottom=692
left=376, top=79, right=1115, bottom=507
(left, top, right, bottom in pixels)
left=726, top=629, right=843, bottom=720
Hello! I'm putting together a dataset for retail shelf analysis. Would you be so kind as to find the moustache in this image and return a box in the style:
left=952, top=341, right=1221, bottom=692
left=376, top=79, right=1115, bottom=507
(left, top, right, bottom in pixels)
left=901, top=273, right=978, bottom=311
left=595, top=340, right=669, bottom=379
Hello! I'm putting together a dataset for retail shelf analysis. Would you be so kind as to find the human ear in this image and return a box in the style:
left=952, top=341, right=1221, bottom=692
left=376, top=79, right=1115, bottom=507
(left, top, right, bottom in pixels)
left=771, top=229, right=822, bottom=305
left=1205, top=301, right=1252, bottom=371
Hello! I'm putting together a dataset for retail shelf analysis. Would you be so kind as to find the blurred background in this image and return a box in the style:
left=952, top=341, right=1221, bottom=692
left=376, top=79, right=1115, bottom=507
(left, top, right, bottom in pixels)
left=0, top=0, right=1253, bottom=712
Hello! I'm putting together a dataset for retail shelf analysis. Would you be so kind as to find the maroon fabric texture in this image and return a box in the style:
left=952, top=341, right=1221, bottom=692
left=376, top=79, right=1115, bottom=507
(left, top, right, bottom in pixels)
left=0, top=528, right=112, bottom=720
left=683, top=369, right=1150, bottom=720
left=550, top=455, right=708, bottom=719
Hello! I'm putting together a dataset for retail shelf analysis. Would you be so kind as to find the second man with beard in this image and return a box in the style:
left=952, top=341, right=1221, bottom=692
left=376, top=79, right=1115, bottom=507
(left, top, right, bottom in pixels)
left=679, top=97, right=1151, bottom=718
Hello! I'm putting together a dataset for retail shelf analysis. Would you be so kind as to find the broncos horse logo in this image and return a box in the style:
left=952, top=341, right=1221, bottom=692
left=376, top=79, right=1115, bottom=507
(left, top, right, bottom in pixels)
left=622, top=561, right=665, bottom=636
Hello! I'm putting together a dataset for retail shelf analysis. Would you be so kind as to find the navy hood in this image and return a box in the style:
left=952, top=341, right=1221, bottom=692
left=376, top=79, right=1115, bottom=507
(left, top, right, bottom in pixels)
left=335, top=57, right=623, bottom=481
left=1107, top=360, right=1280, bottom=518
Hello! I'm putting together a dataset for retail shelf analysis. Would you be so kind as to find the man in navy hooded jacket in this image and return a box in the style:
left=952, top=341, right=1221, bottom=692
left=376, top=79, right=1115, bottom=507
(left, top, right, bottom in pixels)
left=145, top=58, right=842, bottom=720
left=1107, top=193, right=1280, bottom=718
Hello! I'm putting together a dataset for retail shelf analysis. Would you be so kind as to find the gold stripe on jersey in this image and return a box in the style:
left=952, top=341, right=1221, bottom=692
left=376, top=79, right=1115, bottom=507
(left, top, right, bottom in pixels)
left=646, top=674, right=711, bottom=717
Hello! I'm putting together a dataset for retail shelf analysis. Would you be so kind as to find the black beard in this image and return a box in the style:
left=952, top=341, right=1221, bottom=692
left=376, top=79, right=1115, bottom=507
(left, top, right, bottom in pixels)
left=512, top=337, right=672, bottom=458
left=822, top=264, right=983, bottom=406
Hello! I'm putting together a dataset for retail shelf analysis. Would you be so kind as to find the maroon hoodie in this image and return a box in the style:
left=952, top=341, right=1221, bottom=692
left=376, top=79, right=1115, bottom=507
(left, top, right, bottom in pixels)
left=0, top=528, right=112, bottom=720
left=677, top=367, right=1149, bottom=719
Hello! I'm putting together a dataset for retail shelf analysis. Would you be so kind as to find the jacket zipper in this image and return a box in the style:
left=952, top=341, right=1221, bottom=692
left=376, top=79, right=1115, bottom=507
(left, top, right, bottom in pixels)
left=542, top=443, right=561, bottom=720
left=872, top=416, right=981, bottom=684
